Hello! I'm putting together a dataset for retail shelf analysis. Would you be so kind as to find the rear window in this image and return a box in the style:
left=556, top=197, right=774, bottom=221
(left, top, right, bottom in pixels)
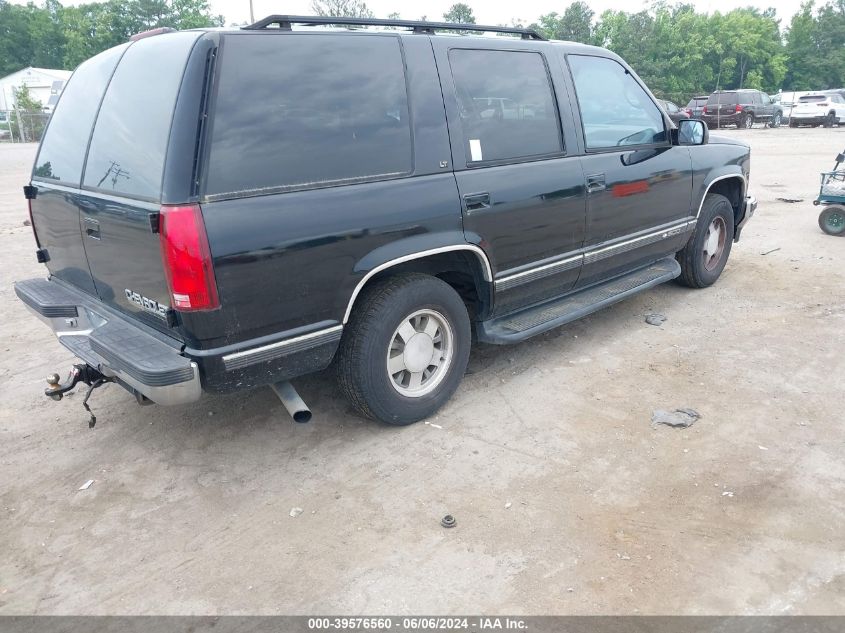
left=707, top=92, right=737, bottom=105
left=205, top=33, right=412, bottom=198
left=686, top=97, right=706, bottom=107
left=82, top=32, right=201, bottom=200
left=33, top=44, right=128, bottom=185
left=800, top=95, right=827, bottom=102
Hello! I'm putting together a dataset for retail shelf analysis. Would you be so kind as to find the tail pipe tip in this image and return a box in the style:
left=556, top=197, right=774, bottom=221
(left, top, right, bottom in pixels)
left=271, top=381, right=312, bottom=423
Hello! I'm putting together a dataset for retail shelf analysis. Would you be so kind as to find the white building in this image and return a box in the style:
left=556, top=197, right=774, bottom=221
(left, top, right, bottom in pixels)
left=0, top=67, right=73, bottom=112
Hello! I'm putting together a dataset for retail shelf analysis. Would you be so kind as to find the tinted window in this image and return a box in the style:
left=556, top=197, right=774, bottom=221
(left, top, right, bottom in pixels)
left=568, top=55, right=665, bottom=150
left=83, top=32, right=200, bottom=200
left=761, top=93, right=771, bottom=104
left=448, top=49, right=561, bottom=163
left=205, top=34, right=412, bottom=197
left=33, top=44, right=127, bottom=185
left=707, top=92, right=737, bottom=105
left=800, top=95, right=827, bottom=102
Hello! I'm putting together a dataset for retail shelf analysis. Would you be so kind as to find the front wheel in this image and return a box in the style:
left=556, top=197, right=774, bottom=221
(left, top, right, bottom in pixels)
left=769, top=113, right=782, bottom=128
left=819, top=206, right=845, bottom=235
left=336, top=273, right=471, bottom=425
left=676, top=193, right=735, bottom=288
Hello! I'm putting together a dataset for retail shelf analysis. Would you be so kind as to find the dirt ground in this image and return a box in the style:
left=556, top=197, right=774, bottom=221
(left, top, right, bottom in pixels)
left=1, top=128, right=844, bottom=616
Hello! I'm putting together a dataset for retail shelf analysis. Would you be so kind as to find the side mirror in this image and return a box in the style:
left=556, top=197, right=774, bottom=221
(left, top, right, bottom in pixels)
left=675, top=119, right=709, bottom=146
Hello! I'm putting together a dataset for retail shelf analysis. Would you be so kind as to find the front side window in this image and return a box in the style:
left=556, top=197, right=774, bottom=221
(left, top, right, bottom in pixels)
left=448, top=49, right=562, bottom=164
left=205, top=34, right=412, bottom=197
left=33, top=44, right=128, bottom=185
left=568, top=55, right=665, bottom=150
left=83, top=32, right=201, bottom=200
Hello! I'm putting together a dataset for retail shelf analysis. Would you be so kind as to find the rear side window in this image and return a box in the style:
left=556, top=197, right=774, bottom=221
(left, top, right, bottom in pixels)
left=33, top=44, right=127, bottom=185
left=205, top=34, right=412, bottom=198
left=568, top=55, right=665, bottom=150
left=707, top=92, right=737, bottom=105
left=448, top=49, right=562, bottom=164
left=83, top=32, right=201, bottom=200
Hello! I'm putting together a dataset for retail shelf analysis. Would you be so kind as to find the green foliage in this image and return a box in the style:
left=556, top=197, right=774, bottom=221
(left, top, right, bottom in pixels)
left=443, top=3, right=475, bottom=24
left=0, top=0, right=224, bottom=74
left=13, top=84, right=42, bottom=111
left=2, top=0, right=844, bottom=105
left=310, top=0, right=374, bottom=18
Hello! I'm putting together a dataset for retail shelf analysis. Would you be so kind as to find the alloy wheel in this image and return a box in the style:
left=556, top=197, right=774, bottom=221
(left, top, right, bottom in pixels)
left=703, top=216, right=728, bottom=271
left=386, top=309, right=454, bottom=398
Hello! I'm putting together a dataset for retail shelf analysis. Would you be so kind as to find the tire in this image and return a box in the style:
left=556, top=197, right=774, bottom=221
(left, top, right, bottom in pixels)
left=824, top=112, right=836, bottom=128
left=789, top=119, right=798, bottom=128
left=676, top=193, right=735, bottom=288
left=769, top=113, right=782, bottom=128
left=336, top=273, right=471, bottom=425
left=819, top=206, right=845, bottom=235
left=742, top=113, right=754, bottom=129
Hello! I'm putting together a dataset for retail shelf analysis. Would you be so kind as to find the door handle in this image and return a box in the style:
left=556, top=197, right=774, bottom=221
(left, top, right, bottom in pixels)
left=463, top=192, right=491, bottom=212
left=586, top=174, right=606, bottom=194
left=83, top=217, right=101, bottom=240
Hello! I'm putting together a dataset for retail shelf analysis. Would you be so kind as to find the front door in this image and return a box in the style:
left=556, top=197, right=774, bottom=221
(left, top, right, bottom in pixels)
left=564, top=54, right=694, bottom=287
left=432, top=42, right=587, bottom=316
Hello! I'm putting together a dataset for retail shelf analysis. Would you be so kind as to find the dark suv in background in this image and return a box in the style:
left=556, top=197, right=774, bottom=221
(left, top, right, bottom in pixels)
left=702, top=89, right=783, bottom=129
left=15, top=16, right=756, bottom=426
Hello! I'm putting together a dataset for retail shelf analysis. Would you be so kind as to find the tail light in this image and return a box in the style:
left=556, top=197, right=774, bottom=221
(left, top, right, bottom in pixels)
left=159, top=204, right=219, bottom=312
left=735, top=104, right=742, bottom=113
left=703, top=106, right=708, bottom=114
left=684, top=108, right=692, bottom=116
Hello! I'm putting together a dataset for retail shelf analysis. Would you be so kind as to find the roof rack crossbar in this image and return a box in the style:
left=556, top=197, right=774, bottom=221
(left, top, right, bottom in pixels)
left=242, top=15, right=545, bottom=40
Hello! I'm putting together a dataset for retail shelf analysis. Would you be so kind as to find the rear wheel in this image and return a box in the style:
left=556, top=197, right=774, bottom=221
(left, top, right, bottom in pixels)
left=789, top=119, right=798, bottom=128
left=336, top=273, right=471, bottom=425
left=824, top=112, right=837, bottom=128
left=742, top=113, right=754, bottom=129
left=819, top=206, right=845, bottom=235
left=677, top=193, right=735, bottom=288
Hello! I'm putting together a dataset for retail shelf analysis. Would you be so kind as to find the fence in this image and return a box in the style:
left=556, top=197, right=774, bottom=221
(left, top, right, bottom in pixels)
left=0, top=110, right=51, bottom=143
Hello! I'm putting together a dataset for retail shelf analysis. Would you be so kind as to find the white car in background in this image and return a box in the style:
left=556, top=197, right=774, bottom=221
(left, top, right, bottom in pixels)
left=790, top=92, right=845, bottom=127
left=774, top=91, right=810, bottom=123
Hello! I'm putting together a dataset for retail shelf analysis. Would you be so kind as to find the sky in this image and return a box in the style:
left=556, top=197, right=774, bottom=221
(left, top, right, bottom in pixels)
left=209, top=0, right=808, bottom=27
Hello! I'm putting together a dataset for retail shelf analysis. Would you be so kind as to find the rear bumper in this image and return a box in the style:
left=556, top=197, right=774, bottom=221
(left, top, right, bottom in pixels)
left=791, top=114, right=829, bottom=124
left=14, top=277, right=201, bottom=405
left=702, top=114, right=741, bottom=127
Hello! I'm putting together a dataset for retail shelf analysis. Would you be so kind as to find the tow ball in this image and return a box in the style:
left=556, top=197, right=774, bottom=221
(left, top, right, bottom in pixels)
left=45, top=364, right=113, bottom=428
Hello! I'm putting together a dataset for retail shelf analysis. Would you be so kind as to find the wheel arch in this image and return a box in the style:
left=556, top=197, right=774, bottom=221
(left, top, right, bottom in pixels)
left=698, top=173, right=747, bottom=228
left=342, top=237, right=494, bottom=325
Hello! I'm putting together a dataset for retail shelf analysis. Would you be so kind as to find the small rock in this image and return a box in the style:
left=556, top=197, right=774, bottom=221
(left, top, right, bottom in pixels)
left=651, top=408, right=700, bottom=428
left=722, top=491, right=734, bottom=497
left=78, top=479, right=94, bottom=491
left=504, top=502, right=512, bottom=509
left=208, top=411, right=214, bottom=417
left=23, top=219, right=31, bottom=227
left=289, top=507, right=303, bottom=517
left=645, top=313, right=667, bottom=326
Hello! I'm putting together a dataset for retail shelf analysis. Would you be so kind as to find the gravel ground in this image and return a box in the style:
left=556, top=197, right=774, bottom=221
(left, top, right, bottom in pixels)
left=1, top=127, right=844, bottom=615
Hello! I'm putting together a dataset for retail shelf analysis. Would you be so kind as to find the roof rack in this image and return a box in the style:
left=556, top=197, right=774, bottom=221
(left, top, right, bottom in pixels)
left=242, top=15, right=546, bottom=40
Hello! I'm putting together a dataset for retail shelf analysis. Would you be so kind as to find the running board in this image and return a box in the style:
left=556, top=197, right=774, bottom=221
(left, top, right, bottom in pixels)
left=478, top=257, right=681, bottom=344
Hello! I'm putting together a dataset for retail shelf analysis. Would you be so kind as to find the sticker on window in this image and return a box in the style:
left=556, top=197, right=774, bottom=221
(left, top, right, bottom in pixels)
left=469, top=139, right=483, bottom=162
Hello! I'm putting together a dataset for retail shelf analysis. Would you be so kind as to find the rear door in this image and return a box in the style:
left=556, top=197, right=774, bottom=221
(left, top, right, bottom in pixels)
left=432, top=40, right=586, bottom=315
left=29, top=43, right=128, bottom=296
left=565, top=53, right=693, bottom=287
left=78, top=32, right=201, bottom=331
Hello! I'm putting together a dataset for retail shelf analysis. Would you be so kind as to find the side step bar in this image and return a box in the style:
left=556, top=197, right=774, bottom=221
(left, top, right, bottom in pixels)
left=478, top=257, right=681, bottom=344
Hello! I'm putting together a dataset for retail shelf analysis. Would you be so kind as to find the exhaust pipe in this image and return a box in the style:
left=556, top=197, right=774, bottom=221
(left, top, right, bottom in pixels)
left=271, top=381, right=312, bottom=423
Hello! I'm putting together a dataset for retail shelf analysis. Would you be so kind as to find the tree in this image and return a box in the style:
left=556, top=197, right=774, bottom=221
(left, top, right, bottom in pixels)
left=310, top=0, right=374, bottom=18
left=443, top=3, right=475, bottom=24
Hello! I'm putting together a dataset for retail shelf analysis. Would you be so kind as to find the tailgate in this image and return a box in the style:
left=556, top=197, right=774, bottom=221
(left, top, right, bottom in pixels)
left=28, top=31, right=202, bottom=337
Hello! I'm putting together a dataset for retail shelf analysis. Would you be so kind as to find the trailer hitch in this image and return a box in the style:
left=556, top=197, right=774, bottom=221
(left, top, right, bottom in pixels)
left=46, top=364, right=113, bottom=428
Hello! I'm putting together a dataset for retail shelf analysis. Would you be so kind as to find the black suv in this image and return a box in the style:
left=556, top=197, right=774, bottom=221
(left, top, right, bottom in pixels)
left=702, top=89, right=783, bottom=129
left=15, top=16, right=756, bottom=425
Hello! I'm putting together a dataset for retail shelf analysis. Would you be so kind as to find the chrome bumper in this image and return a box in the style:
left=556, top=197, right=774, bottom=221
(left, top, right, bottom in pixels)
left=14, top=277, right=201, bottom=406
